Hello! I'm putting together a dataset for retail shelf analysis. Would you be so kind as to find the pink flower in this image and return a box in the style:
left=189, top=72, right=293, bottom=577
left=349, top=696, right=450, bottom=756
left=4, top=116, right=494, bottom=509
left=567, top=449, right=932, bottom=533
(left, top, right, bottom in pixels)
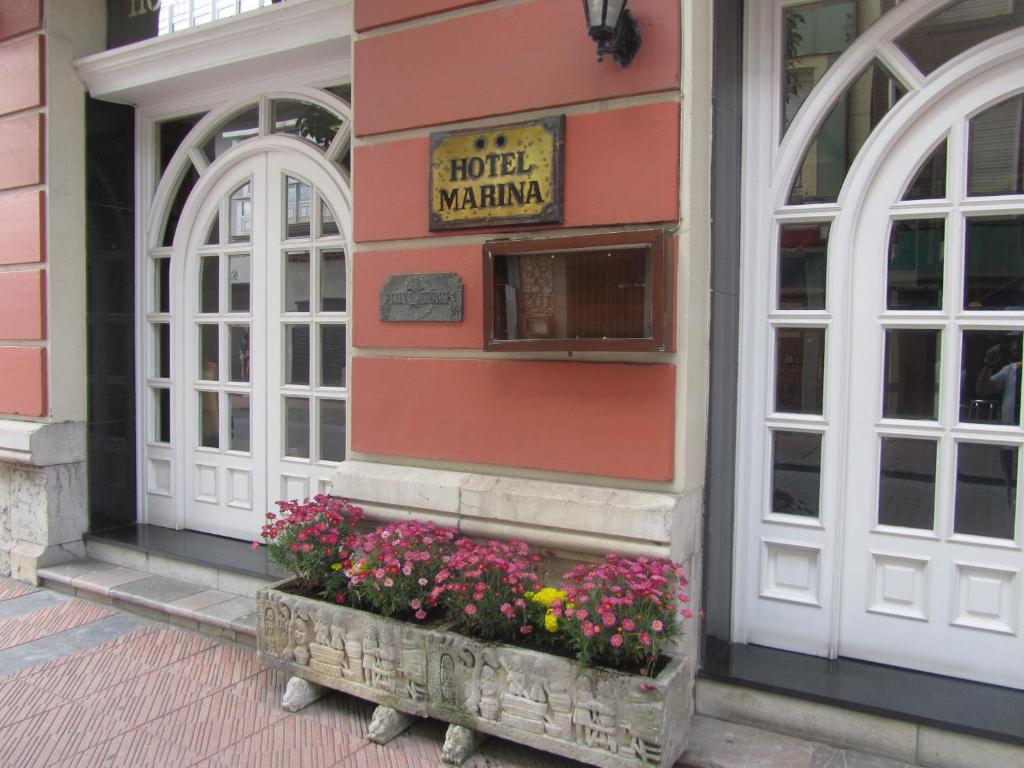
left=520, top=624, right=534, bottom=635
left=639, top=631, right=651, bottom=647
left=499, top=603, right=515, bottom=619
left=409, top=599, right=422, bottom=610
left=621, top=618, right=635, bottom=631
left=638, top=683, right=657, bottom=692
left=651, top=619, right=664, bottom=633
left=415, top=609, right=427, bottom=620
left=383, top=577, right=394, bottom=587
left=681, top=608, right=693, bottom=619
left=610, top=634, right=624, bottom=648
left=464, top=604, right=477, bottom=616
left=418, top=578, right=428, bottom=586
left=602, top=613, right=616, bottom=627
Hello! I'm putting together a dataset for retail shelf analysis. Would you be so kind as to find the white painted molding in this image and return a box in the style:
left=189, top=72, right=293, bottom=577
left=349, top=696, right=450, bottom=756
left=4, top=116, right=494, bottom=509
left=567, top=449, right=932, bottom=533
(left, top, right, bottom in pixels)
left=0, top=420, right=86, bottom=466
left=73, top=0, right=352, bottom=107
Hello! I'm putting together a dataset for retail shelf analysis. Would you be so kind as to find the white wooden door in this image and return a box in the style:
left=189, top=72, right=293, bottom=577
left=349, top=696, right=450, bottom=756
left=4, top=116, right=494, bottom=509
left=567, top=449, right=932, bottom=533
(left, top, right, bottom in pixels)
left=839, top=86, right=1024, bottom=688
left=183, top=150, right=348, bottom=538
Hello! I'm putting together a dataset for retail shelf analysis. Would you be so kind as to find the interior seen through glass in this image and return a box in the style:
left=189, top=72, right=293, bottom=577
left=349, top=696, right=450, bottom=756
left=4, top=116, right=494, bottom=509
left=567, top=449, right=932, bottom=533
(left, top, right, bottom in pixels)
left=954, top=442, right=1018, bottom=539
left=492, top=248, right=653, bottom=341
left=964, top=216, right=1024, bottom=310
left=775, top=327, right=825, bottom=414
left=778, top=223, right=829, bottom=310
left=789, top=61, right=906, bottom=205
left=968, top=94, right=1024, bottom=197
left=771, top=430, right=822, bottom=517
left=883, top=329, right=939, bottom=420
left=878, top=436, right=936, bottom=530
left=887, top=219, right=945, bottom=310
left=903, top=141, right=948, bottom=201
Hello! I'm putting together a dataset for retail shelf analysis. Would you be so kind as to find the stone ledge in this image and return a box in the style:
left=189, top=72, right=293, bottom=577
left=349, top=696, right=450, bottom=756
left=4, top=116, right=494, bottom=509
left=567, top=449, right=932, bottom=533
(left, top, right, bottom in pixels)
left=0, top=420, right=86, bottom=466
left=331, top=460, right=699, bottom=560
left=38, top=558, right=258, bottom=641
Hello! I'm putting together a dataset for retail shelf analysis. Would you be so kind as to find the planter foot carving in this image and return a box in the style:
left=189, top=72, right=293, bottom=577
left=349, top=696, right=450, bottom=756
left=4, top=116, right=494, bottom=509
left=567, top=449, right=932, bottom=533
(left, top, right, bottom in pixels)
left=367, top=705, right=418, bottom=744
left=282, top=676, right=325, bottom=712
left=441, top=724, right=488, bottom=766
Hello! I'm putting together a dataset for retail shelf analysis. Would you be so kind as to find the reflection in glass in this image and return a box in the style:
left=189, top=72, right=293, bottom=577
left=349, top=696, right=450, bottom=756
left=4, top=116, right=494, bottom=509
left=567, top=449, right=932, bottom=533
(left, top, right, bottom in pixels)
left=202, top=106, right=259, bottom=162
left=778, top=223, right=828, bottom=309
left=229, top=325, right=250, bottom=383
left=878, top=437, right=936, bottom=530
left=964, top=216, right=1024, bottom=310
left=228, top=254, right=250, bottom=312
left=883, top=329, right=939, bottom=420
left=887, top=219, right=944, bottom=310
left=163, top=165, right=200, bottom=247
left=272, top=100, right=339, bottom=150
left=775, top=328, right=825, bottom=414
left=771, top=430, right=822, bottom=517
left=954, top=442, right=1017, bottom=539
left=200, top=255, right=218, bottom=313
left=960, top=330, right=1022, bottom=425
left=789, top=61, right=906, bottom=205
left=286, top=325, right=311, bottom=386
left=319, top=399, right=346, bottom=462
left=156, top=388, right=170, bottom=443
left=286, top=177, right=312, bottom=239
left=199, top=391, right=219, bottom=449
left=321, top=250, right=346, bottom=311
left=205, top=213, right=220, bottom=245
left=156, top=258, right=170, bottom=313
left=229, top=183, right=252, bottom=243
left=156, top=323, right=170, bottom=378
left=228, top=393, right=250, bottom=453
left=782, top=0, right=888, bottom=134
left=968, top=94, right=1024, bottom=197
left=199, top=324, right=219, bottom=381
left=904, top=142, right=947, bottom=200
left=158, top=113, right=204, bottom=173
left=897, top=0, right=1024, bottom=77
left=321, top=200, right=340, bottom=237
left=285, top=252, right=311, bottom=312
left=285, top=397, right=310, bottom=459
left=320, top=325, right=346, bottom=388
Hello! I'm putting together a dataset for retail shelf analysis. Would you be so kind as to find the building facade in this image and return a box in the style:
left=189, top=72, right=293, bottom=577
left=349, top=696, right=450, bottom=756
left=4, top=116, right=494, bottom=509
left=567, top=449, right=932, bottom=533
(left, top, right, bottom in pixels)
left=0, top=0, right=1021, bottom=764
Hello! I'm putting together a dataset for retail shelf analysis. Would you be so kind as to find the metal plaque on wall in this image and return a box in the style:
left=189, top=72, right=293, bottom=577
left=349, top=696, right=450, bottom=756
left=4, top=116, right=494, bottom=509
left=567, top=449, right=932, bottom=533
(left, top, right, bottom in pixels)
left=380, top=273, right=464, bottom=322
left=429, top=116, right=565, bottom=230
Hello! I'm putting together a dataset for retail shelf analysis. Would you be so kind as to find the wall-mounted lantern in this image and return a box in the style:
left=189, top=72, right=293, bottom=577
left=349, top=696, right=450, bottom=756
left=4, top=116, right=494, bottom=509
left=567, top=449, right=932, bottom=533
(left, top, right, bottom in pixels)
left=582, top=0, right=641, bottom=67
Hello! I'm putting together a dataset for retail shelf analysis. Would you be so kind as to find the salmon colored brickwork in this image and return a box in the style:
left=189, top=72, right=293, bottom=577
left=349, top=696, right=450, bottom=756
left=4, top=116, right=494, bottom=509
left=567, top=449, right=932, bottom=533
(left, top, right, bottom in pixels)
left=0, top=0, right=42, bottom=43
left=353, top=0, right=679, bottom=136
left=353, top=245, right=484, bottom=349
left=354, top=0, right=493, bottom=31
left=0, top=35, right=43, bottom=116
left=0, top=270, right=45, bottom=340
left=0, top=113, right=43, bottom=191
left=354, top=102, right=680, bottom=243
left=0, top=347, right=45, bottom=416
left=0, top=190, right=43, bottom=265
left=351, top=357, right=676, bottom=481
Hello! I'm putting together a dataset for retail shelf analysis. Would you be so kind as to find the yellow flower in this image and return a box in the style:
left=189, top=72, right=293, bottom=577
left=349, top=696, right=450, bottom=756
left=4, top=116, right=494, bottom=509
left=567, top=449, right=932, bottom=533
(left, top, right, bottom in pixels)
left=530, top=587, right=567, bottom=608
left=544, top=610, right=558, bottom=633
left=330, top=563, right=343, bottom=572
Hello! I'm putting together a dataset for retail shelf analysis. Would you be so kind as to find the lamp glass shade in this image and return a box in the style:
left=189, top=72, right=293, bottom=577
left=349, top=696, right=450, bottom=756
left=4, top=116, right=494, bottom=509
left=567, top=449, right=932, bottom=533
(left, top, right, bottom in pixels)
left=585, top=0, right=627, bottom=35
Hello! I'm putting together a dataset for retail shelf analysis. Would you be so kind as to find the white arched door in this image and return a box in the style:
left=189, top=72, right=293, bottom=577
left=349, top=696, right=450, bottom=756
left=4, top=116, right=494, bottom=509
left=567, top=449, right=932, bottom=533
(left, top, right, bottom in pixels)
left=181, top=149, right=349, bottom=539
left=839, top=75, right=1024, bottom=686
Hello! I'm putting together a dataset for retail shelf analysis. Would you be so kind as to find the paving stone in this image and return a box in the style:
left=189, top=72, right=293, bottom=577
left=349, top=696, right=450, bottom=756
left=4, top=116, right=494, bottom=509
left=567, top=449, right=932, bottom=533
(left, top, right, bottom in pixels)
left=0, top=577, right=38, bottom=601
left=0, top=598, right=114, bottom=652
left=168, top=588, right=236, bottom=613
left=162, top=642, right=264, bottom=692
left=0, top=699, right=129, bottom=768
left=71, top=565, right=149, bottom=593
left=77, top=667, right=216, bottom=729
left=62, top=727, right=208, bottom=768
left=196, top=595, right=255, bottom=624
left=0, top=588, right=67, bottom=620
left=109, top=574, right=207, bottom=606
left=0, top=677, right=67, bottom=728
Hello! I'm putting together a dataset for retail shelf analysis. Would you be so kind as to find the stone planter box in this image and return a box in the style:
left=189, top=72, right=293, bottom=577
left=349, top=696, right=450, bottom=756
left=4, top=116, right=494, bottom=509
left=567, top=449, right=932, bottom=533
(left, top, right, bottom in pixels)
left=257, top=580, right=692, bottom=768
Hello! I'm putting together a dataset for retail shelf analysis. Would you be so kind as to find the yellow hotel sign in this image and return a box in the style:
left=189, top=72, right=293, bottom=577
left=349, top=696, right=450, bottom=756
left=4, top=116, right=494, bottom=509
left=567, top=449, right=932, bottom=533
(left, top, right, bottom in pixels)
left=429, top=116, right=564, bottom=230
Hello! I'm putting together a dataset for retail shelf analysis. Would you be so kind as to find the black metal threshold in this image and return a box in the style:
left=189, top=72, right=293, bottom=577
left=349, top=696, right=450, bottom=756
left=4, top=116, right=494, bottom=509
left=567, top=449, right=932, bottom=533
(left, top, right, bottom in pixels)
left=85, top=524, right=288, bottom=581
left=701, top=638, right=1024, bottom=747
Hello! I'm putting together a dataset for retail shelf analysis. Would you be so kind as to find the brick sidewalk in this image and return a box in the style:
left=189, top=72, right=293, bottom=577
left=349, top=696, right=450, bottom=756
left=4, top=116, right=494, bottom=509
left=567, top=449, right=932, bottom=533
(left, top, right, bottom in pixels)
left=0, top=577, right=574, bottom=768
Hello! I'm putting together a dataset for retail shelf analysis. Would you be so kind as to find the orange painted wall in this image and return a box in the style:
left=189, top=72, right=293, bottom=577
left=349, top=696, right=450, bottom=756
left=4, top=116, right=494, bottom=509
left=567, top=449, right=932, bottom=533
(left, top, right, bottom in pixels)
left=353, top=0, right=679, bottom=136
left=0, top=270, right=44, bottom=340
left=355, top=0, right=492, bottom=32
left=0, top=347, right=45, bottom=417
left=0, top=190, right=43, bottom=265
left=354, top=102, right=680, bottom=243
left=352, top=357, right=676, bottom=481
left=354, top=245, right=484, bottom=349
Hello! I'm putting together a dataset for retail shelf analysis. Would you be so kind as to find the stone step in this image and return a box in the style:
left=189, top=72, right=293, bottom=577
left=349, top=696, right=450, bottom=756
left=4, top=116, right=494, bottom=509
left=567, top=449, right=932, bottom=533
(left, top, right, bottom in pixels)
left=38, top=557, right=265, bottom=646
